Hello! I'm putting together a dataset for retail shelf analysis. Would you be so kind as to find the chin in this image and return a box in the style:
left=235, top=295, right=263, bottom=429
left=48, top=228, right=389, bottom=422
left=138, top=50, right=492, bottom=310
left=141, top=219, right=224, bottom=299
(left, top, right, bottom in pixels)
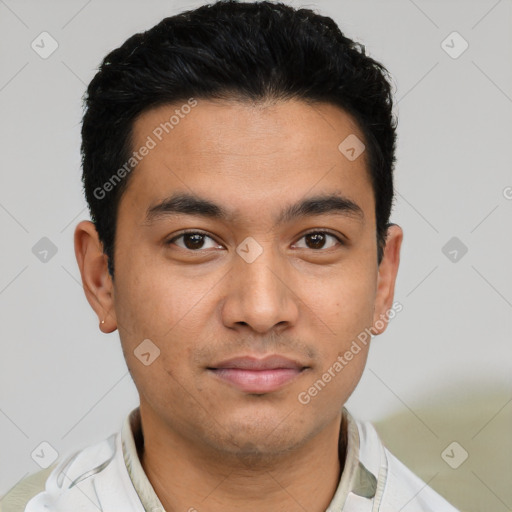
left=211, top=430, right=304, bottom=462
left=204, top=411, right=310, bottom=458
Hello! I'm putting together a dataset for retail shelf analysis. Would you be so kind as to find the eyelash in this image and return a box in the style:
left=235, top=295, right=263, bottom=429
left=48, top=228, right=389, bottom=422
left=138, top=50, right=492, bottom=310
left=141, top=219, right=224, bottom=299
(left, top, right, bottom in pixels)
left=165, top=229, right=345, bottom=251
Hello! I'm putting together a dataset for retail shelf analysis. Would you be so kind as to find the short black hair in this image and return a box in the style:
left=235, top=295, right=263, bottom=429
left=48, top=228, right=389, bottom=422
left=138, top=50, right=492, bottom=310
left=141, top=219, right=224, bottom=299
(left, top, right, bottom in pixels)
left=81, top=0, right=397, bottom=277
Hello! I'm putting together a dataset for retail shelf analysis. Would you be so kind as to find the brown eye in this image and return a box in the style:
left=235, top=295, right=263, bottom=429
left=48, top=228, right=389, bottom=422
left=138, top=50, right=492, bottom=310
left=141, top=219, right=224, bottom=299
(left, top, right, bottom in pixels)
left=167, top=231, right=221, bottom=251
left=294, top=231, right=342, bottom=250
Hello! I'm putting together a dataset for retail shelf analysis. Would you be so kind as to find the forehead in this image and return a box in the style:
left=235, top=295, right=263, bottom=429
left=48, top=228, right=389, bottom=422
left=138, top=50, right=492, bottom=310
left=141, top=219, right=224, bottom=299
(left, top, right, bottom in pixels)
left=122, top=98, right=374, bottom=226
left=132, top=98, right=367, bottom=162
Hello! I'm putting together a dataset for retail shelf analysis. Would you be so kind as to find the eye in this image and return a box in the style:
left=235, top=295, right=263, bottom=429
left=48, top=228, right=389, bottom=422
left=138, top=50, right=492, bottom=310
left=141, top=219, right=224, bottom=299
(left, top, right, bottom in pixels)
left=166, top=230, right=222, bottom=251
left=293, top=231, right=343, bottom=250
left=166, top=229, right=344, bottom=252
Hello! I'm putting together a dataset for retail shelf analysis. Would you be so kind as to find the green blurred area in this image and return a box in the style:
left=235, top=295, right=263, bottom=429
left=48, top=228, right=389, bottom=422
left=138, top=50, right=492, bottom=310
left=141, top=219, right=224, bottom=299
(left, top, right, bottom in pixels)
left=374, top=386, right=512, bottom=512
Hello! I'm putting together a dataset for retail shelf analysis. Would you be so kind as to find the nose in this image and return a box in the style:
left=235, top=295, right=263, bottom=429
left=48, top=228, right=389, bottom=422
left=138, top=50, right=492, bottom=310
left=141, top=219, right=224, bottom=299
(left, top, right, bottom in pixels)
left=221, top=243, right=300, bottom=335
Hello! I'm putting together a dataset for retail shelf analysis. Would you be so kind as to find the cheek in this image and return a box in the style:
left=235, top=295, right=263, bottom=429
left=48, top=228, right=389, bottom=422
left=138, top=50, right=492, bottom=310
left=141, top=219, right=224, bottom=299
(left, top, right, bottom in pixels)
left=297, top=276, right=373, bottom=410
left=305, top=265, right=376, bottom=337
left=296, top=260, right=376, bottom=403
left=113, top=253, right=209, bottom=339
left=112, top=264, right=202, bottom=407
left=112, top=257, right=220, bottom=389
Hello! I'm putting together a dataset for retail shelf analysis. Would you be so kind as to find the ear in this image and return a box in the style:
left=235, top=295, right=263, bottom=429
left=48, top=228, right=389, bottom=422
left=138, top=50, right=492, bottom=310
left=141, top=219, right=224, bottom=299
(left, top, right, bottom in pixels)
left=371, top=224, right=403, bottom=335
left=74, top=220, right=117, bottom=333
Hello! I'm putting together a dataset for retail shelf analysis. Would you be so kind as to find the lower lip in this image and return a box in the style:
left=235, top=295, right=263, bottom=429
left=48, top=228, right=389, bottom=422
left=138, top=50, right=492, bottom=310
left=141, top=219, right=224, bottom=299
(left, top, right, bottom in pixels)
left=209, top=368, right=304, bottom=393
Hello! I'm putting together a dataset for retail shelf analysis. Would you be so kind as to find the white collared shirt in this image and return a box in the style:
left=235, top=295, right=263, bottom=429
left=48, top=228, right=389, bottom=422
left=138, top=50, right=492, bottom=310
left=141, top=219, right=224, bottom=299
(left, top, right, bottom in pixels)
left=18, top=407, right=459, bottom=512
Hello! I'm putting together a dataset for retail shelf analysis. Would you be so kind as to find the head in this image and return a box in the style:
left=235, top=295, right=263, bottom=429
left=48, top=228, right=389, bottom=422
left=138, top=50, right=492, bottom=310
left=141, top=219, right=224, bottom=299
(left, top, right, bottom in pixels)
left=75, top=0, right=402, bottom=459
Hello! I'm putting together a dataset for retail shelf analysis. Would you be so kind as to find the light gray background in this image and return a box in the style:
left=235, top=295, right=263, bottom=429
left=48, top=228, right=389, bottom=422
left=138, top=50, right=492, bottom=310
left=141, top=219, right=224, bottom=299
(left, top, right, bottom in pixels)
left=1, top=0, right=511, bottom=508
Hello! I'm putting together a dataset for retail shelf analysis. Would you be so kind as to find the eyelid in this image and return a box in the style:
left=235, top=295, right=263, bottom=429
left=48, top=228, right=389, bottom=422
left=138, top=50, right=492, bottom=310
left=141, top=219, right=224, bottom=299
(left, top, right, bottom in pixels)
left=165, top=229, right=220, bottom=246
left=299, top=228, right=345, bottom=242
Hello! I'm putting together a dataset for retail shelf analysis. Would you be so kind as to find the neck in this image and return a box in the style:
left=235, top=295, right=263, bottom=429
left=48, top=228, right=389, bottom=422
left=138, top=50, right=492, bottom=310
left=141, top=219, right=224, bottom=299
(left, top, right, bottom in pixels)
left=139, top=408, right=347, bottom=512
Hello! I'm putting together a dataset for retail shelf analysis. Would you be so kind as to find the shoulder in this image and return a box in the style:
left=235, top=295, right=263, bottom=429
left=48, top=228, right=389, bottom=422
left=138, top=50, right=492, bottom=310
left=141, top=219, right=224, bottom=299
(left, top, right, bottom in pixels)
left=381, top=448, right=460, bottom=511
left=0, top=467, right=55, bottom=512
left=1, top=433, right=142, bottom=512
left=351, top=415, right=460, bottom=512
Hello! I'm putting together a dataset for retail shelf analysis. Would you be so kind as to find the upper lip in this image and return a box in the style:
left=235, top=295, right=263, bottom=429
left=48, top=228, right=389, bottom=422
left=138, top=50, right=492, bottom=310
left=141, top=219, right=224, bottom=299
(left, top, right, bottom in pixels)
left=209, top=355, right=307, bottom=371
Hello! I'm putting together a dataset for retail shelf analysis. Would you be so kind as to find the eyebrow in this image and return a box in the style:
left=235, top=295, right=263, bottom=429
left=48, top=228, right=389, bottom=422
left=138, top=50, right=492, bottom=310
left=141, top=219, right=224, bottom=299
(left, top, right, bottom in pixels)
left=145, top=192, right=364, bottom=226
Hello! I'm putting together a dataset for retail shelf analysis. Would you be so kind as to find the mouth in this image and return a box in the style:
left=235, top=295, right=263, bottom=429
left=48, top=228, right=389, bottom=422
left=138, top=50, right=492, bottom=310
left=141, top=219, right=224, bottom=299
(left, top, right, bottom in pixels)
left=207, top=355, right=310, bottom=394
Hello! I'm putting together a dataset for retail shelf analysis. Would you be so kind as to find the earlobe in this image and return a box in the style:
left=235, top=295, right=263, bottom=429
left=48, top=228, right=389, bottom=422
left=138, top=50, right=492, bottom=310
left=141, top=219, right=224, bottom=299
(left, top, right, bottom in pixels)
left=74, top=220, right=118, bottom=333
left=371, top=224, right=403, bottom=336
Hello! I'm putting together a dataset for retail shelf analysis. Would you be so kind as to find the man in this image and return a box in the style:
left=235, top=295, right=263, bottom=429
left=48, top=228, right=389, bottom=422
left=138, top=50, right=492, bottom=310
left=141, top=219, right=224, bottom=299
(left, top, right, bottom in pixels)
left=3, top=1, right=460, bottom=510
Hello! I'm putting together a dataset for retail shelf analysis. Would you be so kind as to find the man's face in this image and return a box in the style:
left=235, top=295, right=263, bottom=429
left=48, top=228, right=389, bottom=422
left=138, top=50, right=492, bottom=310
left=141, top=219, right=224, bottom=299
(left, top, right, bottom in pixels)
left=100, top=99, right=397, bottom=456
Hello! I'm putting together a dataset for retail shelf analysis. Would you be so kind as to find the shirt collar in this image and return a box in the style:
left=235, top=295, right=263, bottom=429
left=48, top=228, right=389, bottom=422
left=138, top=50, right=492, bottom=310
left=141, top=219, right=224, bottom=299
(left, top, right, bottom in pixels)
left=121, top=406, right=376, bottom=512
left=121, top=407, right=166, bottom=512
